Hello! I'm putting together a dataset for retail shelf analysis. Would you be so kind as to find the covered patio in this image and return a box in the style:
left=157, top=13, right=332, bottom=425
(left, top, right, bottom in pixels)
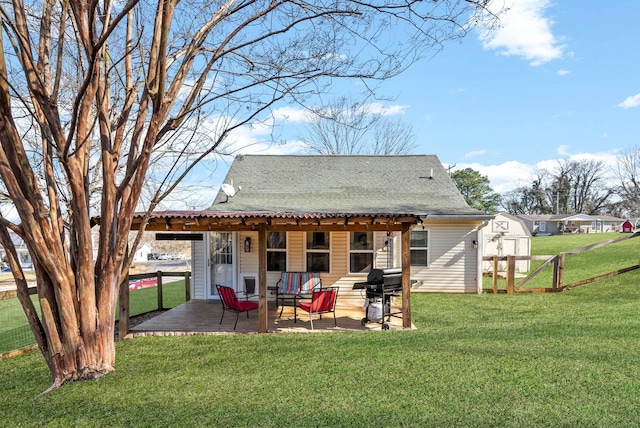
left=117, top=210, right=417, bottom=336
left=126, top=299, right=412, bottom=337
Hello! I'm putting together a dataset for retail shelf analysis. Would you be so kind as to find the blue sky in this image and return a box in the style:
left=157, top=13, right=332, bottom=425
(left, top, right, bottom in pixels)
left=166, top=0, right=640, bottom=209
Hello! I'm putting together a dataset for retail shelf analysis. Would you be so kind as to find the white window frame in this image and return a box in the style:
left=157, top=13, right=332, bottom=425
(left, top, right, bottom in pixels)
left=266, top=231, right=287, bottom=272
left=349, top=231, right=374, bottom=273
left=305, top=231, right=331, bottom=273
left=410, top=229, right=430, bottom=268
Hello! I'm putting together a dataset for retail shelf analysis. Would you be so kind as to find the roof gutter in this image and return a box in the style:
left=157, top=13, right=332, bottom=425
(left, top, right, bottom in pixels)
left=419, top=213, right=495, bottom=222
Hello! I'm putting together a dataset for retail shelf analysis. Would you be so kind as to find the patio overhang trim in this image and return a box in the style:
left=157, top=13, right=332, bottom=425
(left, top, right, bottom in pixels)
left=94, top=210, right=423, bottom=232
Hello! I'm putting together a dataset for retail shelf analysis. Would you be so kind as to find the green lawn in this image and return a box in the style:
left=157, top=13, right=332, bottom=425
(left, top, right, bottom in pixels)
left=485, top=232, right=638, bottom=290
left=0, top=280, right=187, bottom=354
left=1, top=234, right=640, bottom=426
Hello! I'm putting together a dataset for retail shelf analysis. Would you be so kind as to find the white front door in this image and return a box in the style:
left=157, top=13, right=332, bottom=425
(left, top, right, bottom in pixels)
left=209, top=232, right=235, bottom=298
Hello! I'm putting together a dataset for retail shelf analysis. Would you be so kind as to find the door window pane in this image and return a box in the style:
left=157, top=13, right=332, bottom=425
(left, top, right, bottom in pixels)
left=211, top=232, right=233, bottom=265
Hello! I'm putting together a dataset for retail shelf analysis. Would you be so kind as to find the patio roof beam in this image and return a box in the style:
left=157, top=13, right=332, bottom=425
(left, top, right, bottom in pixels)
left=129, top=220, right=417, bottom=232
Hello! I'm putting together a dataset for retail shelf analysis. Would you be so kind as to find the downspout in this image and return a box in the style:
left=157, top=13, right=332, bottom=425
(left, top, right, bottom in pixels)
left=475, top=220, right=491, bottom=294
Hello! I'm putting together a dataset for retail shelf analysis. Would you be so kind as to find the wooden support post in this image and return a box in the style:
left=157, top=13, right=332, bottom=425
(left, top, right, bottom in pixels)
left=506, top=255, right=515, bottom=294
left=492, top=256, right=498, bottom=294
left=557, top=253, right=565, bottom=290
left=157, top=271, right=164, bottom=310
left=401, top=223, right=412, bottom=329
left=258, top=224, right=268, bottom=333
left=118, top=271, right=130, bottom=340
left=552, top=256, right=559, bottom=291
left=184, top=271, right=191, bottom=301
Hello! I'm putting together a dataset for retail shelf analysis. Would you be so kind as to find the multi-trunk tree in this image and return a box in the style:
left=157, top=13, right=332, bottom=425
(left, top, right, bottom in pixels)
left=301, top=96, right=417, bottom=155
left=0, top=0, right=498, bottom=391
left=502, top=160, right=614, bottom=216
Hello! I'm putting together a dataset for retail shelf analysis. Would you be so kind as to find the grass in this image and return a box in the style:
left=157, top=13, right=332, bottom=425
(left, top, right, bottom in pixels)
left=0, top=296, right=37, bottom=353
left=2, top=234, right=640, bottom=426
left=484, top=232, right=638, bottom=290
left=0, top=280, right=187, bottom=354
left=124, top=279, right=189, bottom=317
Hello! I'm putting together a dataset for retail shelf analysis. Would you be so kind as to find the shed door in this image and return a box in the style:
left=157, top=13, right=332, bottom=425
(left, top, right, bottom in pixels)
left=502, top=238, right=517, bottom=255
left=209, top=232, right=234, bottom=298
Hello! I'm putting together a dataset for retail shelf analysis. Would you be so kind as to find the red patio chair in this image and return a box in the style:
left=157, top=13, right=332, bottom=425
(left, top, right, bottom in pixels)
left=298, top=287, right=338, bottom=330
left=216, top=284, right=259, bottom=330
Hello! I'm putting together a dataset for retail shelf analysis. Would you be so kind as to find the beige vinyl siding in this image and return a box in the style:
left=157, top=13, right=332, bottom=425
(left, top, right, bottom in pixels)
left=331, top=231, right=347, bottom=274
left=410, top=222, right=480, bottom=293
left=325, top=232, right=358, bottom=306
left=374, top=231, right=394, bottom=269
left=229, top=222, right=482, bottom=304
left=287, top=232, right=305, bottom=272
left=239, top=231, right=259, bottom=293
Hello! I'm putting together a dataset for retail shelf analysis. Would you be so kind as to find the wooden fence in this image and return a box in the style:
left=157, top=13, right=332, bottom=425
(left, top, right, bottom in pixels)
left=483, top=232, right=640, bottom=293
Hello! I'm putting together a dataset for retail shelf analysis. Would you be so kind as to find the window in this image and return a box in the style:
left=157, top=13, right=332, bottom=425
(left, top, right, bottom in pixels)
left=410, top=230, right=429, bottom=267
left=267, top=232, right=286, bottom=271
left=492, top=220, right=510, bottom=233
left=306, top=232, right=330, bottom=272
left=349, top=231, right=373, bottom=273
left=211, top=232, right=232, bottom=265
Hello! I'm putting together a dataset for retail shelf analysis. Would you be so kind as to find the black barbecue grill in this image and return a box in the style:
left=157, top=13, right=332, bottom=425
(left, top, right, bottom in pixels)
left=353, top=268, right=404, bottom=330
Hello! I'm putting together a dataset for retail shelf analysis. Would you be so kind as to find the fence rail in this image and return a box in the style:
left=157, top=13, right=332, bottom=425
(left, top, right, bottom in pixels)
left=0, top=270, right=191, bottom=358
left=483, top=232, right=640, bottom=293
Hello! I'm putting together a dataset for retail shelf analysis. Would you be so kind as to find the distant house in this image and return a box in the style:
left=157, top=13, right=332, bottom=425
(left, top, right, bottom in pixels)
left=518, top=214, right=625, bottom=235
left=0, top=232, right=34, bottom=270
left=482, top=212, right=531, bottom=273
left=133, top=243, right=153, bottom=262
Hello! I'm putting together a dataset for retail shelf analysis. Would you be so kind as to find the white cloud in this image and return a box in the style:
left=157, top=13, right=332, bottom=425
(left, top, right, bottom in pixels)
left=556, top=145, right=570, bottom=156
left=478, top=0, right=565, bottom=66
left=618, top=93, right=640, bottom=109
left=456, top=160, right=534, bottom=194
left=556, top=69, right=570, bottom=76
left=271, top=106, right=310, bottom=123
left=464, top=149, right=487, bottom=159
left=376, top=103, right=410, bottom=116
left=456, top=150, right=619, bottom=195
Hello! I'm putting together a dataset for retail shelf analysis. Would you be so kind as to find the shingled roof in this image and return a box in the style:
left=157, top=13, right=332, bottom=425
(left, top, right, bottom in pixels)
left=208, top=155, right=490, bottom=219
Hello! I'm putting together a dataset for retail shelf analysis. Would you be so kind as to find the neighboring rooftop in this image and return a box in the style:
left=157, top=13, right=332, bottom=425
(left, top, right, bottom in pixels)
left=519, top=214, right=626, bottom=222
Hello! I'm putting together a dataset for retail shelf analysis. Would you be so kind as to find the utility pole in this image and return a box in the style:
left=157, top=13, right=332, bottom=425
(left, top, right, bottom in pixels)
left=446, top=163, right=456, bottom=176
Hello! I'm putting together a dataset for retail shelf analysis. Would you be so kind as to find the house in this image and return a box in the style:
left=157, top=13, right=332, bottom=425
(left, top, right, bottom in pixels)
left=518, top=214, right=626, bottom=235
left=482, top=212, right=531, bottom=273
left=124, top=155, right=494, bottom=331
left=133, top=242, right=153, bottom=262
left=0, top=231, right=34, bottom=270
left=622, top=220, right=634, bottom=233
